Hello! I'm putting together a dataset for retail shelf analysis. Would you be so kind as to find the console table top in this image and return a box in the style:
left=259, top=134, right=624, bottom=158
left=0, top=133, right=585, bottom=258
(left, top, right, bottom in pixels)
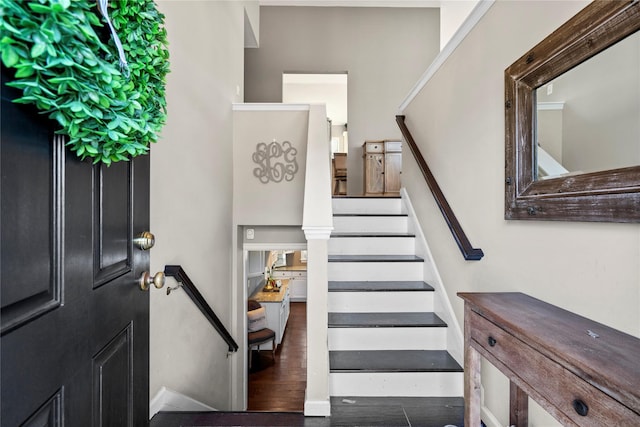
left=458, top=292, right=640, bottom=413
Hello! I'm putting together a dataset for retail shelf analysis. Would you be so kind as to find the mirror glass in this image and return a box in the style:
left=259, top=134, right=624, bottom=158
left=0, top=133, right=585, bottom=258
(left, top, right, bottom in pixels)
left=535, top=31, right=640, bottom=180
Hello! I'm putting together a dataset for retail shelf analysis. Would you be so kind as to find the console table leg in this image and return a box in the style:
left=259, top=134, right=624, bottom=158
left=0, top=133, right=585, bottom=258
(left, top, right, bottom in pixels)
left=464, top=341, right=482, bottom=426
left=510, top=381, right=529, bottom=427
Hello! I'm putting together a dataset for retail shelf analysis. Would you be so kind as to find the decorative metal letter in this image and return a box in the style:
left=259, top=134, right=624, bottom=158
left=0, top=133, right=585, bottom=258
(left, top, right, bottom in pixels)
left=252, top=140, right=299, bottom=184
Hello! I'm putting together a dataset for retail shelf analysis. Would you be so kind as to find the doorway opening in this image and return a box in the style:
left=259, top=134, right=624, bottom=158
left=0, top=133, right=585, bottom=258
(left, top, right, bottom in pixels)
left=243, top=247, right=308, bottom=412
left=283, top=72, right=348, bottom=195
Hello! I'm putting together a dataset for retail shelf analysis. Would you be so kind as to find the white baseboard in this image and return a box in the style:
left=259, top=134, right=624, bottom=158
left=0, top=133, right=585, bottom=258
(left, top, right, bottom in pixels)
left=149, top=386, right=217, bottom=419
left=304, top=396, right=331, bottom=416
left=481, top=404, right=503, bottom=427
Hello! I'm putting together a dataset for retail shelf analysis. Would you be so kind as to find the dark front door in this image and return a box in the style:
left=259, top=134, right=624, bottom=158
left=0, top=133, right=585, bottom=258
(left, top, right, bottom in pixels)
left=1, top=67, right=151, bottom=426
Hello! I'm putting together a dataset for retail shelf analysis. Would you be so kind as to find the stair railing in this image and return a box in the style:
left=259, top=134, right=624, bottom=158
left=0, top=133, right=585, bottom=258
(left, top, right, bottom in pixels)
left=396, top=115, right=484, bottom=261
left=164, top=265, right=239, bottom=352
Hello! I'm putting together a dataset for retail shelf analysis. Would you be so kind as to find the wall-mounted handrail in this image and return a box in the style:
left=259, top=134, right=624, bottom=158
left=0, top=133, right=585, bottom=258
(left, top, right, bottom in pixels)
left=164, top=265, right=239, bottom=352
left=396, top=115, right=484, bottom=261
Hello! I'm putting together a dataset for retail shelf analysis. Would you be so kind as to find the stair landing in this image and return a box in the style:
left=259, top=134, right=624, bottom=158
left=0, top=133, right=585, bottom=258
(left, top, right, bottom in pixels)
left=150, top=396, right=464, bottom=427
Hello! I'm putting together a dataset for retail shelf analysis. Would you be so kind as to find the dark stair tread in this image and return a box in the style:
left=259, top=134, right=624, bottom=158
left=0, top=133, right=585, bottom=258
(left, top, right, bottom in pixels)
left=328, top=396, right=464, bottom=427
left=330, top=231, right=415, bottom=238
left=329, top=254, right=423, bottom=262
left=329, top=312, right=447, bottom=328
left=329, top=281, right=435, bottom=292
left=330, top=350, right=463, bottom=373
left=150, top=411, right=305, bottom=427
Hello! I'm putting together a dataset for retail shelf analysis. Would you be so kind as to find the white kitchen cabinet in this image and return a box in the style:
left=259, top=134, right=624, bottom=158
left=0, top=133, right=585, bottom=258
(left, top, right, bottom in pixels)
left=288, top=277, right=307, bottom=302
left=253, top=283, right=290, bottom=350
left=271, top=270, right=307, bottom=302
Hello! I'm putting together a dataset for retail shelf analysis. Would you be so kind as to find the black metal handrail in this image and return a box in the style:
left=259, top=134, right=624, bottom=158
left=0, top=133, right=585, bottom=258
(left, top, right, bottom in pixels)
left=396, top=115, right=484, bottom=261
left=164, top=265, right=239, bottom=352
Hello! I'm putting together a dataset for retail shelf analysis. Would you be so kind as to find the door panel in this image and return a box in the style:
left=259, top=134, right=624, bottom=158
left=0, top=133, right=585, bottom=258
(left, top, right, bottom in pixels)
left=384, top=151, right=402, bottom=194
left=92, top=323, right=134, bottom=427
left=22, top=390, right=63, bottom=427
left=0, top=94, right=61, bottom=335
left=94, top=161, right=132, bottom=287
left=1, top=65, right=150, bottom=426
left=364, top=153, right=384, bottom=194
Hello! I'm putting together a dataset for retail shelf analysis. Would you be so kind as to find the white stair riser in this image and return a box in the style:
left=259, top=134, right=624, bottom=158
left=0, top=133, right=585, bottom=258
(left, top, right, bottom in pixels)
left=329, top=372, right=463, bottom=397
left=332, top=198, right=403, bottom=215
left=329, top=237, right=415, bottom=255
left=328, top=291, right=434, bottom=313
left=333, top=216, right=408, bottom=233
left=328, top=262, right=423, bottom=281
left=328, top=328, right=446, bottom=351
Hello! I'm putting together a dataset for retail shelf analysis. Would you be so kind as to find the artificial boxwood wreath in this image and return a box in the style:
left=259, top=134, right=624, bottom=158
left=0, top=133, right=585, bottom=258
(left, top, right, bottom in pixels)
left=0, top=0, right=169, bottom=164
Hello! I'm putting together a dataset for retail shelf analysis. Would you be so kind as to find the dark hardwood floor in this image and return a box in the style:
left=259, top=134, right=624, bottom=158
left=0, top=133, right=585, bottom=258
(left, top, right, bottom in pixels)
left=248, top=301, right=307, bottom=412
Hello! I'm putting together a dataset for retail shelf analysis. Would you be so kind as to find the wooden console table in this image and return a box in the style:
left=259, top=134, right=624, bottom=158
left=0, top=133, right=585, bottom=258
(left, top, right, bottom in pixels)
left=458, top=292, right=640, bottom=426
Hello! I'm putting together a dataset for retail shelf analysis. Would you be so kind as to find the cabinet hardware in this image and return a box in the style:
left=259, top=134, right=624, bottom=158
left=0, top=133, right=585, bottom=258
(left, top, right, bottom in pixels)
left=572, top=399, right=589, bottom=416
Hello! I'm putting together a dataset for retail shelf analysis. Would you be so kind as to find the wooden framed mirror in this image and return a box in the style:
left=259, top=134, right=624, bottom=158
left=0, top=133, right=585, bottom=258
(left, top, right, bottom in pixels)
left=505, top=0, right=640, bottom=222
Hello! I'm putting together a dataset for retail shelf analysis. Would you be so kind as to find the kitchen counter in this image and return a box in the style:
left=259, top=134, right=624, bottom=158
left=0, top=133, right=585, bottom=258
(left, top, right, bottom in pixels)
left=250, top=280, right=291, bottom=350
left=252, top=280, right=289, bottom=303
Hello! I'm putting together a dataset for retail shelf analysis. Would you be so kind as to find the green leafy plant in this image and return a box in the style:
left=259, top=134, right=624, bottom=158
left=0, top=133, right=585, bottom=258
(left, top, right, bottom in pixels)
left=0, top=0, right=169, bottom=164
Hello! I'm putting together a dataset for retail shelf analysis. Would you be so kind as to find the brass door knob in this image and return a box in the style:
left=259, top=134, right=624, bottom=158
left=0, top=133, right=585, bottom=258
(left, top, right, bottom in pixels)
left=139, top=271, right=165, bottom=291
left=133, top=231, right=155, bottom=250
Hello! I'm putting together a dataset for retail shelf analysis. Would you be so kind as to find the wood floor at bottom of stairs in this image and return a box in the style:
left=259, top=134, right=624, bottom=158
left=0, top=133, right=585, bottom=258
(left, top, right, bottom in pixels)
left=150, top=396, right=464, bottom=427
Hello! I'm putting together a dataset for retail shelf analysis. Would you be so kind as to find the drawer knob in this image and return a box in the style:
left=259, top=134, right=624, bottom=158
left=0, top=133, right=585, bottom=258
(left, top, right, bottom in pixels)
left=488, top=336, right=497, bottom=347
left=572, top=399, right=589, bottom=416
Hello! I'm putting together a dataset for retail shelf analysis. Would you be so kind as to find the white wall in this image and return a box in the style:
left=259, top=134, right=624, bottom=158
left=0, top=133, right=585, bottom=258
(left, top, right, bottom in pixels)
left=245, top=2, right=260, bottom=48
left=232, top=107, right=309, bottom=226
left=402, top=1, right=640, bottom=426
left=283, top=74, right=348, bottom=126
left=439, top=0, right=477, bottom=50
left=150, top=0, right=250, bottom=410
left=245, top=6, right=439, bottom=195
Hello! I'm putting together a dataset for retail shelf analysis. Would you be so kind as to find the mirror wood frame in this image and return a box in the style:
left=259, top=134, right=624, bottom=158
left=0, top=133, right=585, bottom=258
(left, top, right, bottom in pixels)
left=505, top=0, right=640, bottom=222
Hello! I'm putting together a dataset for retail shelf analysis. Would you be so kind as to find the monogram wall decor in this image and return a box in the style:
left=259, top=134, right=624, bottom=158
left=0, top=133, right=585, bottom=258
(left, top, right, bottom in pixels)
left=252, top=140, right=299, bottom=183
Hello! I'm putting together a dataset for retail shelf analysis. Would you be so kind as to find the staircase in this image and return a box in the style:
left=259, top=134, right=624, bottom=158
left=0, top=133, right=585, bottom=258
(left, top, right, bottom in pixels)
left=328, top=196, right=463, bottom=398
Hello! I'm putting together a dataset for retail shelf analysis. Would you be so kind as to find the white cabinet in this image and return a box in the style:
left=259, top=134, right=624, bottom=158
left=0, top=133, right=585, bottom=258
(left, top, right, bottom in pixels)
left=272, top=270, right=307, bottom=302
left=256, top=285, right=290, bottom=350
left=279, top=289, right=290, bottom=340
left=289, top=277, right=307, bottom=302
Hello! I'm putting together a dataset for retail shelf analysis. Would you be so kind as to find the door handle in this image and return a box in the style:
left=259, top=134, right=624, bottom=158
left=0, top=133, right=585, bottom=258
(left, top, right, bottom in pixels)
left=133, top=231, right=155, bottom=250
left=139, top=271, right=165, bottom=291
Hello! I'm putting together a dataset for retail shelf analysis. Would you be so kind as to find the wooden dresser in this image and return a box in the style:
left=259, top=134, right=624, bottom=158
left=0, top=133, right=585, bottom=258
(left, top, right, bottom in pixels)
left=458, top=292, right=640, bottom=426
left=362, top=140, right=401, bottom=195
